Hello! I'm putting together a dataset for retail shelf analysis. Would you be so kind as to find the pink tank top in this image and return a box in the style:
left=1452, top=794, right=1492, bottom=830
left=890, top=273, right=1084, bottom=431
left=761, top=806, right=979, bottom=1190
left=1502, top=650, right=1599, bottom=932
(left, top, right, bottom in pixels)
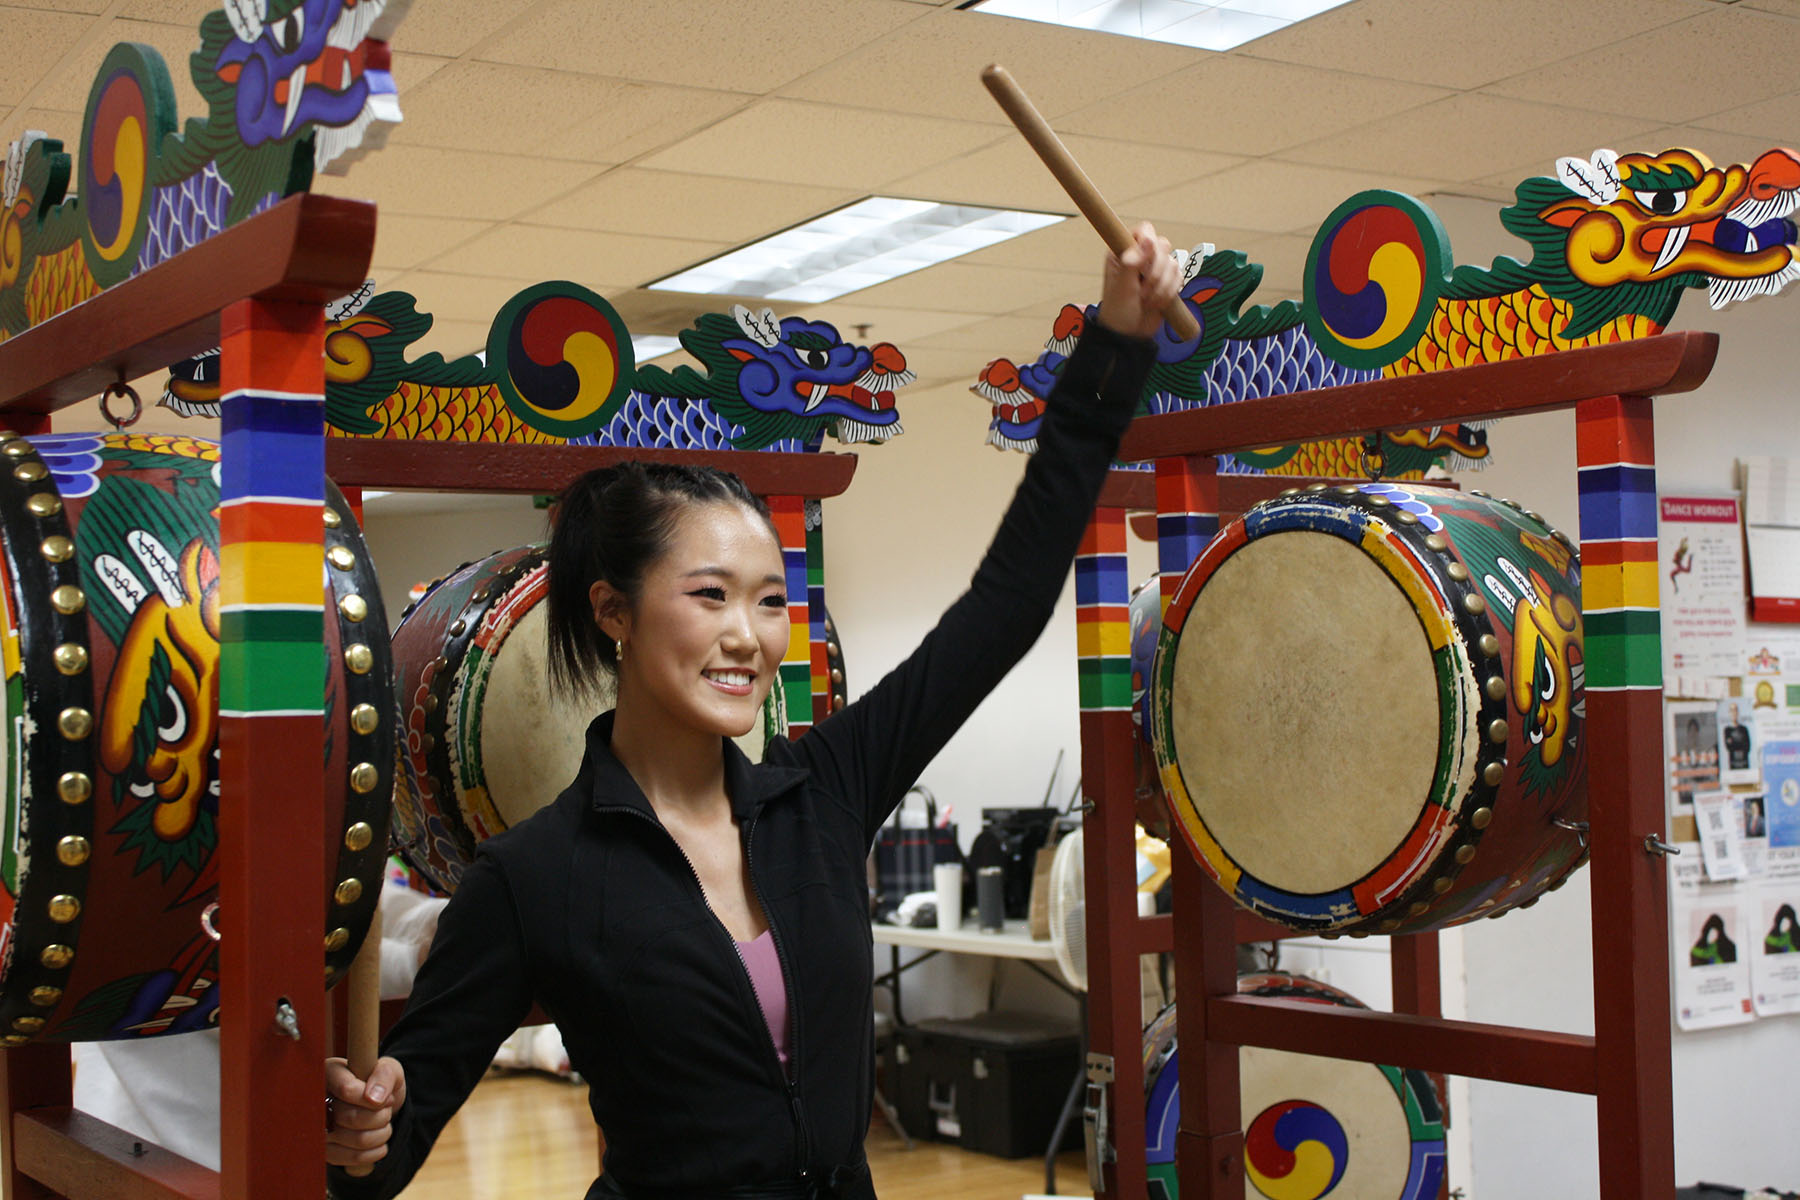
left=735, top=930, right=790, bottom=1070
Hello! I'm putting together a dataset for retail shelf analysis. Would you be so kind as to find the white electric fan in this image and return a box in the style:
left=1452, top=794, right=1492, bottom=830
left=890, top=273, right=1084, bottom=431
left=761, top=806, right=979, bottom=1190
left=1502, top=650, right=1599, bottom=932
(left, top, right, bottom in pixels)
left=1047, top=828, right=1087, bottom=992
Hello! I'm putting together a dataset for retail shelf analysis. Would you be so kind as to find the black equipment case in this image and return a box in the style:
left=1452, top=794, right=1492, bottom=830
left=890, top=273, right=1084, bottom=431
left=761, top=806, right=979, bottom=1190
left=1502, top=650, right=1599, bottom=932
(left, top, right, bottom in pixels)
left=892, top=1010, right=1081, bottom=1159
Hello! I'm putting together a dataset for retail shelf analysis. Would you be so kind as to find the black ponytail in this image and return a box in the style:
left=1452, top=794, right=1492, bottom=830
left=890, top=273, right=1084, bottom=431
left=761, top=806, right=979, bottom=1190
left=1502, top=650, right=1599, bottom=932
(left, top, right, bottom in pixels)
left=545, top=461, right=772, bottom=701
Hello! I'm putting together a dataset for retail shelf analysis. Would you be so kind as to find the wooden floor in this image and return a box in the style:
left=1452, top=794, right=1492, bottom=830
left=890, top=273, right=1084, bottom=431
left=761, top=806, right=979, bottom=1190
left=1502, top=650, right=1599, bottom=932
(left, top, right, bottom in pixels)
left=398, top=1070, right=1088, bottom=1199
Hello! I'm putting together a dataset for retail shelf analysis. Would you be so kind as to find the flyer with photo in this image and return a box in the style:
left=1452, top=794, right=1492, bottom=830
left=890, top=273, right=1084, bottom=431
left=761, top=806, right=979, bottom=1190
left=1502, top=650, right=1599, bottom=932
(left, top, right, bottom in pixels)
left=1718, top=697, right=1760, bottom=786
left=1765, top=740, right=1800, bottom=850
left=1658, top=494, right=1748, bottom=676
left=1751, top=883, right=1800, bottom=1016
left=1671, top=849, right=1755, bottom=1030
left=1666, top=700, right=1722, bottom=811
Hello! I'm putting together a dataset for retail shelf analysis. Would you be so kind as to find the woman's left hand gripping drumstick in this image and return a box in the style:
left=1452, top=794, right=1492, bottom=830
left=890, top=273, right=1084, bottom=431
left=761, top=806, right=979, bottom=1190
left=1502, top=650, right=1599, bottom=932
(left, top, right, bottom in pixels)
left=326, top=1053, right=407, bottom=1170
left=1096, top=221, right=1182, bottom=341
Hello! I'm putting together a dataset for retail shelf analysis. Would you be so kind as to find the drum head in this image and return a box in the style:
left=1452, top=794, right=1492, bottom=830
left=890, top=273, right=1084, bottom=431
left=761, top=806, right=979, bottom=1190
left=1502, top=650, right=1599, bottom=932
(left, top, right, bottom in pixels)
left=1172, top=531, right=1439, bottom=895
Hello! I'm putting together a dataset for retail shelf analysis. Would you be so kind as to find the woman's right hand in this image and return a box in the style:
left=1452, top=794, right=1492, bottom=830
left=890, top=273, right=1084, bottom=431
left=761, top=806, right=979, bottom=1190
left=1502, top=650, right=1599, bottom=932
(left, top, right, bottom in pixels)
left=326, top=1055, right=406, bottom=1169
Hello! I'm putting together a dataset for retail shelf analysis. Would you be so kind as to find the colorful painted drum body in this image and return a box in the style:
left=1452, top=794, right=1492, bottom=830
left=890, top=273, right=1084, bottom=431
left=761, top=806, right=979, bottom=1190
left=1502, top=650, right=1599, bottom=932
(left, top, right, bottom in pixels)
left=1144, top=973, right=1448, bottom=1200
left=390, top=546, right=822, bottom=893
left=1151, top=483, right=1587, bottom=935
left=1129, top=576, right=1172, bottom=841
left=0, top=433, right=393, bottom=1043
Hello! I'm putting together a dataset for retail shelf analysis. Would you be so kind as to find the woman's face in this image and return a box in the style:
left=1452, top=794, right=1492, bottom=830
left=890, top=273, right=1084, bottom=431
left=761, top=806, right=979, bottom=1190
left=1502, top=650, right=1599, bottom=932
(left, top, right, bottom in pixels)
left=609, top=502, right=789, bottom=739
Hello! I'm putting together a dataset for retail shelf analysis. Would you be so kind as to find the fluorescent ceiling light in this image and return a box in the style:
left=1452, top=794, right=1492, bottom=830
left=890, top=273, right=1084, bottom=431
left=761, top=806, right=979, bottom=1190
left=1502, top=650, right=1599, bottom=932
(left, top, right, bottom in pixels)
left=629, top=335, right=685, bottom=363
left=648, top=197, right=1064, bottom=303
left=967, top=0, right=1357, bottom=50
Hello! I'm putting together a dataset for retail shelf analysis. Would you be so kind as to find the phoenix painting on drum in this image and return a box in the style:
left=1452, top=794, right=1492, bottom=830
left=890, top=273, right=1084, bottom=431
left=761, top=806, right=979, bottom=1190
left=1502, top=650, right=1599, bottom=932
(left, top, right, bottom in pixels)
left=975, top=145, right=1800, bottom=477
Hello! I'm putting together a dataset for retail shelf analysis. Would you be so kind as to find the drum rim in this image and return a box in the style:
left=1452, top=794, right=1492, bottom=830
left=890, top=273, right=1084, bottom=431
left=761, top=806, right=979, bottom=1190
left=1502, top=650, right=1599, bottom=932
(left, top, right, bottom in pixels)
left=323, top=480, right=397, bottom=987
left=1150, top=485, right=1512, bottom=936
left=0, top=435, right=97, bottom=1046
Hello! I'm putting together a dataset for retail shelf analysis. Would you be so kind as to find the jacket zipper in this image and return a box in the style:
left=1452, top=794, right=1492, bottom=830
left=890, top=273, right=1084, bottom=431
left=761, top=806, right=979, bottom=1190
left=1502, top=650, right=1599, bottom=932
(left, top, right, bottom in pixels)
left=600, top=803, right=812, bottom=1183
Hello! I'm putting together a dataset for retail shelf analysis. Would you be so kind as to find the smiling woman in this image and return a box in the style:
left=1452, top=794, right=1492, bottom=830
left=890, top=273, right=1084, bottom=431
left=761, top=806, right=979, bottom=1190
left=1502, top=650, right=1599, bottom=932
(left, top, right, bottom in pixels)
left=325, top=224, right=1181, bottom=1200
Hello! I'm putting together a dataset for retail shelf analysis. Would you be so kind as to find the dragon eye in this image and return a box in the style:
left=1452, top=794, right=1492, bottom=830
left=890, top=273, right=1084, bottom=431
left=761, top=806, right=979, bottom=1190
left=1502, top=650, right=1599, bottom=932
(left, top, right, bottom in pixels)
left=274, top=9, right=305, bottom=54
left=1632, top=189, right=1686, bottom=216
left=157, top=686, right=188, bottom=742
left=798, top=347, right=829, bottom=370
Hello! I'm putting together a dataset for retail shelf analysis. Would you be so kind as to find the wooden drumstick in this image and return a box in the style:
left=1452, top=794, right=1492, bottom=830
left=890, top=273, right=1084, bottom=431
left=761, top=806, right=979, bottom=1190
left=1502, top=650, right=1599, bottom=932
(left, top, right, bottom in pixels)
left=981, top=63, right=1201, bottom=341
left=344, top=905, right=382, bottom=1178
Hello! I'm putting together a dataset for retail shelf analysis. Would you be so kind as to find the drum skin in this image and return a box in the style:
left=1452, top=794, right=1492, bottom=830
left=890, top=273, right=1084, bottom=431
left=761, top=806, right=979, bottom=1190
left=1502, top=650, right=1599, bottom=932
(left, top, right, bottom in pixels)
left=390, top=546, right=843, bottom=894
left=1144, top=973, right=1447, bottom=1200
left=0, top=433, right=393, bottom=1044
left=1151, top=483, right=1587, bottom=935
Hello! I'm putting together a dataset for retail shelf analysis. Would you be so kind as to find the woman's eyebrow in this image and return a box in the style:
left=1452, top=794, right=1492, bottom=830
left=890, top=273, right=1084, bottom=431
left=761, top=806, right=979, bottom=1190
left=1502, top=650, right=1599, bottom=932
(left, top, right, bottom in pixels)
left=681, top=566, right=786, bottom=586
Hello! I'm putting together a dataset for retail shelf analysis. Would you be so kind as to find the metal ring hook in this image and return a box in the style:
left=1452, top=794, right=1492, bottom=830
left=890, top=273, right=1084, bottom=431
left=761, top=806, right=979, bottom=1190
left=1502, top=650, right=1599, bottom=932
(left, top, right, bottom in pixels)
left=100, top=381, right=142, bottom=430
left=1552, top=818, right=1590, bottom=850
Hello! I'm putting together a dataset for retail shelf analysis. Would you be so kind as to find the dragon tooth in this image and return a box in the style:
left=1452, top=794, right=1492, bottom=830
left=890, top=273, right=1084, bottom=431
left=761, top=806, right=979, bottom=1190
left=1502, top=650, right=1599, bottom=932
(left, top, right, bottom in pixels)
left=803, top=382, right=829, bottom=413
left=1651, top=222, right=1688, bottom=275
left=281, top=64, right=307, bottom=137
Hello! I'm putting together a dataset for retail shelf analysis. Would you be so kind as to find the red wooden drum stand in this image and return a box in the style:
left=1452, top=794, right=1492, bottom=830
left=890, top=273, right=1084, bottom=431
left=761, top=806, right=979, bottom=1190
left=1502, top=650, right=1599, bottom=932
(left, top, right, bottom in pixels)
left=1078, top=333, right=1714, bottom=1200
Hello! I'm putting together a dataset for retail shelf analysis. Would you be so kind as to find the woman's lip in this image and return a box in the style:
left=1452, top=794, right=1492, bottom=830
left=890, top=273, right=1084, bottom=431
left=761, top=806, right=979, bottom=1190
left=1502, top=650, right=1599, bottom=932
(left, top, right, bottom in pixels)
left=704, top=672, right=756, bottom=697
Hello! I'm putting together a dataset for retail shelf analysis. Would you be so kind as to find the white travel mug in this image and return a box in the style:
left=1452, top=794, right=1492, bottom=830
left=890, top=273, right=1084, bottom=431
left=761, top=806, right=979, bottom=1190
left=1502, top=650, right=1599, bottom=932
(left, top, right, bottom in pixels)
left=934, top=862, right=963, bottom=931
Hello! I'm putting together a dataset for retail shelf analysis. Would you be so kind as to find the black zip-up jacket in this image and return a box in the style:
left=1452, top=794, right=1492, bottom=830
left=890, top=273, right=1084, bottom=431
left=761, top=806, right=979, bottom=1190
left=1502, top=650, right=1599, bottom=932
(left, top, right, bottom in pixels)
left=327, top=322, right=1155, bottom=1200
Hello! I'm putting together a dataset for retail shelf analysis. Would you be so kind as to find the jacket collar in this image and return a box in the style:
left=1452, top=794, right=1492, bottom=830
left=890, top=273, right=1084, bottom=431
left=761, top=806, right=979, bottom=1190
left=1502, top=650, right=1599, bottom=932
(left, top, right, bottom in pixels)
left=582, top=710, right=809, bottom=823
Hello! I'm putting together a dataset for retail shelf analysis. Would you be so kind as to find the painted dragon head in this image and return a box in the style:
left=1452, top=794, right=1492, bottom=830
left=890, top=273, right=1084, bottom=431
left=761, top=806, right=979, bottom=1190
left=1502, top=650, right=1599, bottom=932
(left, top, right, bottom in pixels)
left=1501, top=146, right=1800, bottom=336
left=199, top=0, right=409, bottom=174
left=637, top=305, right=914, bottom=450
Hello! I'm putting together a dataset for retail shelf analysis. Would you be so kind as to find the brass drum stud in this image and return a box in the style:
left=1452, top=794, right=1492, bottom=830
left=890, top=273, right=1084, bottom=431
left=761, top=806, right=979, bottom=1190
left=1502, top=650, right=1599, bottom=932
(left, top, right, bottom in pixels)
left=1394, top=510, right=1419, bottom=525
left=47, top=895, right=80, bottom=923
left=53, top=644, right=88, bottom=674
left=423, top=693, right=440, bottom=713
left=1484, top=676, right=1506, bottom=701
left=1306, top=482, right=1328, bottom=492
left=323, top=508, right=342, bottom=529
left=1366, top=495, right=1391, bottom=508
left=344, top=822, right=373, bottom=852
left=339, top=594, right=368, bottom=623
left=56, top=836, right=90, bottom=866
left=39, top=945, right=73, bottom=970
left=1432, top=877, right=1454, bottom=895
left=12, top=463, right=46, bottom=483
left=1478, top=634, right=1500, bottom=658
left=450, top=620, right=466, bottom=637
left=1423, top=534, right=1447, bottom=552
left=350, top=703, right=379, bottom=735
left=1455, top=845, right=1477, bottom=865
left=2, top=442, right=31, bottom=458
left=1482, top=761, right=1506, bottom=787
left=350, top=763, right=378, bottom=794
left=345, top=644, right=373, bottom=674
left=325, top=928, right=350, bottom=953
left=26, top=493, right=60, bottom=517
left=1334, top=485, right=1359, bottom=495
left=1446, top=563, right=1469, bottom=582
left=41, top=536, right=74, bottom=563
left=1471, top=807, right=1494, bottom=830
left=327, top=546, right=356, bottom=571
left=29, top=987, right=61, bottom=1007
left=50, top=585, right=85, bottom=614
left=58, top=772, right=91, bottom=804
left=11, top=1017, right=44, bottom=1034
left=334, top=879, right=364, bottom=906
left=1408, top=901, right=1430, bottom=916
left=1487, top=718, right=1509, bottom=744
left=58, top=707, right=92, bottom=739
left=1461, top=593, right=1487, bottom=616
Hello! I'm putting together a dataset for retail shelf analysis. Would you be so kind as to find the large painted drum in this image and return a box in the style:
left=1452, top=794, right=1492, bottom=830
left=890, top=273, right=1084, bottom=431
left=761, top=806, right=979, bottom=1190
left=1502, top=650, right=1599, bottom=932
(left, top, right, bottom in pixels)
left=0, top=433, right=393, bottom=1043
left=390, top=546, right=831, bottom=893
left=1151, top=483, right=1587, bottom=935
left=1144, top=973, right=1447, bottom=1200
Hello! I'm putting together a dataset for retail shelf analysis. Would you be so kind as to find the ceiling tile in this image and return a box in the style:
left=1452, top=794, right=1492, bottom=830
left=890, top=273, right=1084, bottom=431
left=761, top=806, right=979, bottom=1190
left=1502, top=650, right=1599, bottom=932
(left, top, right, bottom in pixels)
left=1282, top=93, right=1661, bottom=186
left=118, top=0, right=223, bottom=24
left=2, top=10, right=117, bottom=108
left=1683, top=91, right=1800, bottom=145
left=913, top=312, right=1064, bottom=354
left=382, top=0, right=543, bottom=60
left=1228, top=233, right=1315, bottom=298
left=430, top=225, right=729, bottom=288
left=537, top=83, right=747, bottom=165
left=476, top=0, right=921, bottom=93
left=520, top=169, right=854, bottom=241
left=369, top=214, right=495, bottom=271
left=1059, top=56, right=1449, bottom=158
left=847, top=262, right=1094, bottom=316
left=374, top=271, right=536, bottom=326
left=3, top=107, right=82, bottom=147
left=388, top=63, right=642, bottom=154
left=778, top=7, right=1198, bottom=124
left=1740, top=0, right=1800, bottom=14
left=313, top=145, right=606, bottom=221
left=1485, top=7, right=1800, bottom=125
left=1129, top=160, right=1445, bottom=235
left=1241, top=0, right=1706, bottom=90
left=882, top=132, right=1239, bottom=214
left=958, top=216, right=1233, bottom=273
left=21, top=0, right=108, bottom=12
left=638, top=99, right=1000, bottom=189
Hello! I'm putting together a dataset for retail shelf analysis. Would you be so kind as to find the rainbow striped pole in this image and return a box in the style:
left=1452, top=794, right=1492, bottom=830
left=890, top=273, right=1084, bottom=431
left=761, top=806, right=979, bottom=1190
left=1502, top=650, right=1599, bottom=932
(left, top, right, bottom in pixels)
left=767, top=495, right=813, bottom=737
left=806, top=500, right=830, bottom=724
left=216, top=297, right=329, bottom=1192
left=1575, top=393, right=1674, bottom=1199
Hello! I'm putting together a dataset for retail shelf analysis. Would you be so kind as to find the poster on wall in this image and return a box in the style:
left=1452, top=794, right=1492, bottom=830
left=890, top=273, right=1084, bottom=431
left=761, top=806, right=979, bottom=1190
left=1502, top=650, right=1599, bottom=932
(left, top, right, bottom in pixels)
left=1667, top=700, right=1722, bottom=811
left=1659, top=494, right=1748, bottom=676
left=1671, top=849, right=1755, bottom=1030
left=1718, top=697, right=1761, bottom=786
left=1751, top=882, right=1800, bottom=1016
left=1695, top=792, right=1749, bottom=880
left=1764, top=740, right=1800, bottom=852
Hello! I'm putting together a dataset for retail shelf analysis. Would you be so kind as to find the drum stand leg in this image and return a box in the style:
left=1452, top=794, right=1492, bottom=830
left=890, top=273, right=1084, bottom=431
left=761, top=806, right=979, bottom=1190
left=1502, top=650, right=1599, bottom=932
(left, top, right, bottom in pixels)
left=0, top=1044, right=70, bottom=1200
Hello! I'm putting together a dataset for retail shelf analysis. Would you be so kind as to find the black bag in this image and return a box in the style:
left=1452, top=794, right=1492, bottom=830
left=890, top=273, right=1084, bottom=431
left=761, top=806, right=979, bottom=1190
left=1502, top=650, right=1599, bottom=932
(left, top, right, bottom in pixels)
left=964, top=807, right=1058, bottom=921
left=872, top=786, right=960, bottom=919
